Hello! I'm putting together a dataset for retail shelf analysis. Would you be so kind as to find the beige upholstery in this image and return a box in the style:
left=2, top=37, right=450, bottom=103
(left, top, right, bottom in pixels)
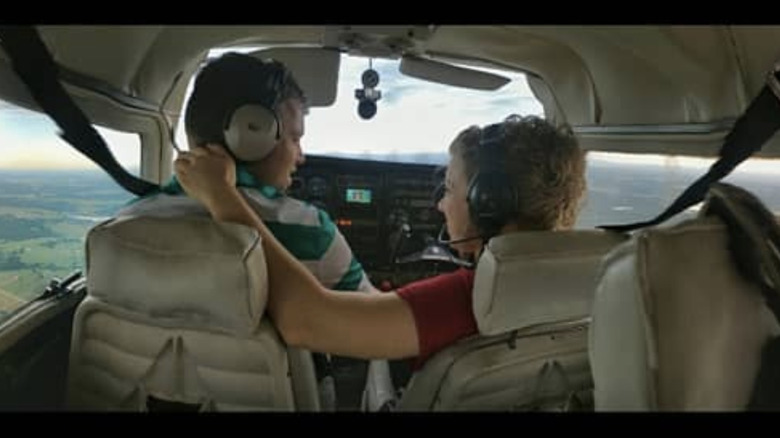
left=473, top=231, right=627, bottom=335
left=590, top=217, right=780, bottom=411
left=85, top=215, right=268, bottom=334
left=397, top=230, right=627, bottom=411
left=67, top=215, right=319, bottom=411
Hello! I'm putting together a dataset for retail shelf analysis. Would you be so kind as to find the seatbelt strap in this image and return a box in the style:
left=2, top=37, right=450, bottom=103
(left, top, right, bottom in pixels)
left=600, top=62, right=780, bottom=232
left=0, top=25, right=159, bottom=196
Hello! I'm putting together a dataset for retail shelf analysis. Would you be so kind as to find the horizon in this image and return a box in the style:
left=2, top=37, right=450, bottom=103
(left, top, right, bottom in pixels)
left=3, top=151, right=779, bottom=177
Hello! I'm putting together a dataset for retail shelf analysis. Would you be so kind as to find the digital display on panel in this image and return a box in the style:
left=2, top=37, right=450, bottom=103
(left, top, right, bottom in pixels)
left=345, top=188, right=372, bottom=204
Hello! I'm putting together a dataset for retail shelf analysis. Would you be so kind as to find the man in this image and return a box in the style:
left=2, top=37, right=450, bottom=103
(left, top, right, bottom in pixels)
left=119, top=52, right=388, bottom=410
left=122, top=52, right=367, bottom=292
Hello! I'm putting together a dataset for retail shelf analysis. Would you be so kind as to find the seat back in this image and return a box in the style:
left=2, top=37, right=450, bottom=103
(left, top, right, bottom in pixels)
left=66, top=215, right=319, bottom=411
left=397, top=230, right=627, bottom=411
left=591, top=216, right=780, bottom=411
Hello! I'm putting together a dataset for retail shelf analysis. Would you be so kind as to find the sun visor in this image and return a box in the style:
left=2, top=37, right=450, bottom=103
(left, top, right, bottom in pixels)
left=399, top=55, right=510, bottom=91
left=248, top=47, right=340, bottom=107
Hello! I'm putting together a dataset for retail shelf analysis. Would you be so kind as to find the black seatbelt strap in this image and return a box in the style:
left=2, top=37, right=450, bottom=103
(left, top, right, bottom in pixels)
left=0, top=25, right=158, bottom=196
left=600, top=63, right=780, bottom=232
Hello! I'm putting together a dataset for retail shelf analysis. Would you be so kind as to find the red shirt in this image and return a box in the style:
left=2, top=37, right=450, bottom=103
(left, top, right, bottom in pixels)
left=395, top=268, right=478, bottom=369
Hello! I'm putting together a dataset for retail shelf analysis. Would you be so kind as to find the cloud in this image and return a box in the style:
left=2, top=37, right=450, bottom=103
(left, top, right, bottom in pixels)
left=343, top=56, right=545, bottom=115
left=301, top=55, right=549, bottom=158
left=380, top=83, right=427, bottom=105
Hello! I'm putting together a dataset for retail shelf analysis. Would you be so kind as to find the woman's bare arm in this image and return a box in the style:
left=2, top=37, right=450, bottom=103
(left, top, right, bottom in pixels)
left=175, top=145, right=419, bottom=359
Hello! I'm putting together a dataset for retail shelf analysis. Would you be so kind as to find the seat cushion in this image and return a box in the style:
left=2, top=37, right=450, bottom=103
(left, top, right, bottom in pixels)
left=67, top=297, right=295, bottom=411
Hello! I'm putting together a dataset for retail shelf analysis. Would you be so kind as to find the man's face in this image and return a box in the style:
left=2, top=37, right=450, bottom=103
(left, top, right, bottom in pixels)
left=437, top=154, right=481, bottom=257
left=248, top=98, right=305, bottom=191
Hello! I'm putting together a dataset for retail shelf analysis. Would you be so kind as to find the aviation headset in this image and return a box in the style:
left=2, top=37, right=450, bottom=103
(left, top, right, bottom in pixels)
left=221, top=60, right=288, bottom=162
left=466, top=117, right=520, bottom=240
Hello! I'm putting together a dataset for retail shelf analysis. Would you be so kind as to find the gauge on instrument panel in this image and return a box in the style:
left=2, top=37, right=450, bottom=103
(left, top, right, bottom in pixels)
left=307, top=176, right=329, bottom=198
left=388, top=208, right=410, bottom=227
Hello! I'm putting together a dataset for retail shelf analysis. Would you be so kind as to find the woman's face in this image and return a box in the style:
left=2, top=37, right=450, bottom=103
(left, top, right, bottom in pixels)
left=437, top=154, right=482, bottom=257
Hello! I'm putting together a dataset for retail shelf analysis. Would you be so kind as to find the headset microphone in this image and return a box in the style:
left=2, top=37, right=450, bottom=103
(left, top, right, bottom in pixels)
left=436, top=224, right=486, bottom=246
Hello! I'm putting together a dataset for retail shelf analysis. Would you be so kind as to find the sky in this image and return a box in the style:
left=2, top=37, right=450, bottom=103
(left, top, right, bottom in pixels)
left=299, top=56, right=544, bottom=158
left=0, top=100, right=140, bottom=170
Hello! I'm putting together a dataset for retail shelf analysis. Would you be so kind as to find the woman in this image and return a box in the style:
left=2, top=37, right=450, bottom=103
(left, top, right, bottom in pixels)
left=174, top=115, right=586, bottom=369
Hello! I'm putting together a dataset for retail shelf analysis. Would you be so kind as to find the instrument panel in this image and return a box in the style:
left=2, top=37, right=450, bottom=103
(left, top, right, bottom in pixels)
left=288, top=155, right=450, bottom=288
left=288, top=154, right=454, bottom=405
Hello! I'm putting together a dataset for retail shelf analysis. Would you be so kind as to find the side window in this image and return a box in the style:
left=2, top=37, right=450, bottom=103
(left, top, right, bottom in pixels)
left=577, top=152, right=780, bottom=228
left=0, top=99, right=139, bottom=320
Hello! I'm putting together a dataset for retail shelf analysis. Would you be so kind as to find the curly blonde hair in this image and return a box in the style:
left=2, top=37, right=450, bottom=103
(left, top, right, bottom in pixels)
left=449, top=115, right=586, bottom=230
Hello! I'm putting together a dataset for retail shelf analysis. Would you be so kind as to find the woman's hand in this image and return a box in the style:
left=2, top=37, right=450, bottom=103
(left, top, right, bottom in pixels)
left=174, top=144, right=236, bottom=209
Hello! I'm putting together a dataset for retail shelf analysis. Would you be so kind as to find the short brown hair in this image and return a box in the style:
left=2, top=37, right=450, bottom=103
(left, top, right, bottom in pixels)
left=449, top=115, right=586, bottom=230
left=184, top=52, right=306, bottom=146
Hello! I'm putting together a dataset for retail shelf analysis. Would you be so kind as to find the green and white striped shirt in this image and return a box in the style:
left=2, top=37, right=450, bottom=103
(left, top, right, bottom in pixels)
left=118, top=167, right=370, bottom=292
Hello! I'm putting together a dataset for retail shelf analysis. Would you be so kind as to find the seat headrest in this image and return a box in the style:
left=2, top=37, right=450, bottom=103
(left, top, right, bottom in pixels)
left=86, top=215, right=267, bottom=335
left=472, top=230, right=627, bottom=336
left=590, top=218, right=780, bottom=410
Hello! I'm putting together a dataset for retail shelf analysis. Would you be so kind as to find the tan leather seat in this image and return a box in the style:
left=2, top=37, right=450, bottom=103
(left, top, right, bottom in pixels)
left=66, top=215, right=320, bottom=411
left=590, top=216, right=780, bottom=411
left=397, top=230, right=627, bottom=411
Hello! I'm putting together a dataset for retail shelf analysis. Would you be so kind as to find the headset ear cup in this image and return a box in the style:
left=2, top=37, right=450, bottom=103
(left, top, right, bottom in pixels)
left=466, top=174, right=484, bottom=230
left=223, top=104, right=279, bottom=162
left=467, top=172, right=517, bottom=238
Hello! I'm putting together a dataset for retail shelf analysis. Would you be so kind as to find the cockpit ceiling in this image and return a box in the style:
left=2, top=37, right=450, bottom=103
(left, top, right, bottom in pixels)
left=3, top=25, right=780, bottom=157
